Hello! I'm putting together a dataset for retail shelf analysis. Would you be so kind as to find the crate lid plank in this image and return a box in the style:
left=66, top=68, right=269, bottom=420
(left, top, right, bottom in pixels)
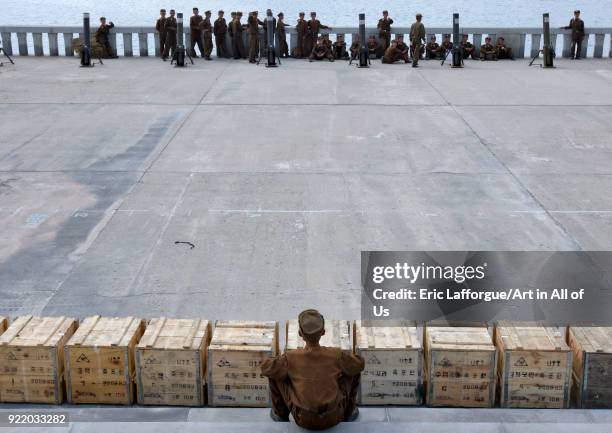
left=66, top=316, right=142, bottom=347
left=570, top=326, right=612, bottom=354
left=0, top=316, right=7, bottom=333
left=0, top=316, right=75, bottom=347
left=496, top=321, right=569, bottom=351
left=355, top=320, right=420, bottom=350
left=286, top=319, right=350, bottom=351
left=138, top=318, right=210, bottom=350
left=209, top=320, right=276, bottom=351
left=427, top=326, right=494, bottom=351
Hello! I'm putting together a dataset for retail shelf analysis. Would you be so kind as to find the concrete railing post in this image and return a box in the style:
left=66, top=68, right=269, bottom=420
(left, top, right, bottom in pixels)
left=123, top=32, right=133, bottom=56
left=48, top=32, right=59, bottom=56
left=63, top=32, right=74, bottom=56
left=32, top=32, right=44, bottom=55
left=109, top=32, right=117, bottom=54
left=562, top=33, right=572, bottom=57
left=530, top=33, right=541, bottom=58
left=17, top=32, right=28, bottom=56
left=580, top=34, right=588, bottom=58
left=610, top=33, right=612, bottom=58
left=593, top=33, right=604, bottom=58
left=473, top=33, right=482, bottom=57
left=154, top=32, right=160, bottom=56
left=138, top=32, right=148, bottom=56
left=1, top=32, right=13, bottom=56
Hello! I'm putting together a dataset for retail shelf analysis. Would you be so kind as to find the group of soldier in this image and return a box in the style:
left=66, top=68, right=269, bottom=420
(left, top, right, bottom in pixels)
left=94, top=9, right=587, bottom=64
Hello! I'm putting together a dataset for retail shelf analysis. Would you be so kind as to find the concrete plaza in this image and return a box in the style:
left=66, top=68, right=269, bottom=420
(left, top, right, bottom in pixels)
left=0, top=56, right=611, bottom=431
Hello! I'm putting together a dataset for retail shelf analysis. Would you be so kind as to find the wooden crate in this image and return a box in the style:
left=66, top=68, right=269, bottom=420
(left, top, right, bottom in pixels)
left=495, top=322, right=572, bottom=408
left=424, top=325, right=496, bottom=407
left=207, top=320, right=278, bottom=407
left=65, top=316, right=144, bottom=405
left=285, top=319, right=351, bottom=352
left=568, top=326, right=612, bottom=408
left=136, top=318, right=211, bottom=406
left=0, top=316, right=77, bottom=404
left=354, top=320, right=423, bottom=405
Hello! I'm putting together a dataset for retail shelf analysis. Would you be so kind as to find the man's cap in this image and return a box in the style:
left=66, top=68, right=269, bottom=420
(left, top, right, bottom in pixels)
left=237, top=11, right=242, bottom=15
left=170, top=9, right=175, bottom=13
left=100, top=17, right=106, bottom=20
left=416, top=13, right=423, bottom=18
left=574, top=10, right=580, bottom=14
left=310, top=11, right=316, bottom=15
left=298, top=309, right=325, bottom=336
left=219, top=10, right=224, bottom=14
left=383, top=10, right=388, bottom=14
left=160, top=9, right=166, bottom=13
left=193, top=7, right=198, bottom=10
left=430, top=35, right=436, bottom=39
left=299, top=12, right=305, bottom=16
left=205, top=11, right=211, bottom=15
left=278, top=12, right=284, bottom=17
left=499, top=36, right=504, bottom=40
left=443, top=33, right=450, bottom=37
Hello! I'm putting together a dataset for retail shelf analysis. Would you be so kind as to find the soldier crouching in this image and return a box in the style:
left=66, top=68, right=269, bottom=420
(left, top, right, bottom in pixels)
left=480, top=36, right=497, bottom=60
left=383, top=37, right=409, bottom=64
left=309, top=36, right=334, bottom=62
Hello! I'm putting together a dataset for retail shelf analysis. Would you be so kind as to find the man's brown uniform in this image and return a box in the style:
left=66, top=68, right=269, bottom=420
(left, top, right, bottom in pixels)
left=295, top=15, right=308, bottom=58
left=229, top=14, right=246, bottom=59
left=409, top=17, right=425, bottom=66
left=262, top=346, right=364, bottom=430
left=189, top=12, right=204, bottom=56
left=162, top=14, right=177, bottom=60
left=214, top=14, right=228, bottom=57
left=156, top=14, right=167, bottom=56
left=200, top=14, right=213, bottom=59
left=377, top=16, right=394, bottom=51
left=247, top=13, right=263, bottom=62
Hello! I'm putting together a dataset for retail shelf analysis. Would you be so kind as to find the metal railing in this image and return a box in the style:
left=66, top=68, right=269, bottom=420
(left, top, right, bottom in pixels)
left=1, top=25, right=611, bottom=59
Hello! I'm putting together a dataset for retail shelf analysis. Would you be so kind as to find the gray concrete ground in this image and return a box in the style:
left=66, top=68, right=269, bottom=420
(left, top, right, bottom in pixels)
left=1, top=57, right=612, bottom=430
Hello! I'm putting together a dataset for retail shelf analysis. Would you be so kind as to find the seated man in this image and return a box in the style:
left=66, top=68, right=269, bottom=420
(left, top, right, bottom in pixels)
left=395, top=35, right=410, bottom=62
left=262, top=310, right=364, bottom=430
left=439, top=33, right=453, bottom=56
left=333, top=34, right=348, bottom=59
left=480, top=36, right=497, bottom=60
left=367, top=34, right=382, bottom=58
left=383, top=39, right=409, bottom=64
left=309, top=36, right=334, bottom=62
left=460, top=34, right=477, bottom=59
left=496, top=37, right=514, bottom=59
left=425, top=35, right=441, bottom=59
left=349, top=35, right=360, bottom=60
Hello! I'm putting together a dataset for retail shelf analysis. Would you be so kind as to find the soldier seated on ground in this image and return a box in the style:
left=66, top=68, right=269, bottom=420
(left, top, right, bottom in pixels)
left=333, top=34, right=349, bottom=59
left=349, top=35, right=361, bottom=60
left=496, top=37, right=515, bottom=60
left=439, top=33, right=453, bottom=56
left=367, top=34, right=382, bottom=58
left=262, top=310, right=364, bottom=430
left=395, top=35, right=410, bottom=62
left=425, top=35, right=441, bottom=59
left=382, top=38, right=410, bottom=64
left=309, top=36, right=334, bottom=62
left=460, top=34, right=477, bottom=59
left=480, top=36, right=497, bottom=60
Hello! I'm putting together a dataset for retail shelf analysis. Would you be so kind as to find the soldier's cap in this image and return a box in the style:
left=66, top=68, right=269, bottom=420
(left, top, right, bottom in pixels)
left=219, top=10, right=224, bottom=14
left=205, top=11, right=211, bottom=15
left=170, top=9, right=175, bottom=13
left=574, top=10, right=580, bottom=14
left=278, top=12, right=284, bottom=17
left=443, top=33, right=450, bottom=37
left=485, top=36, right=491, bottom=40
left=462, top=33, right=468, bottom=37
left=160, top=9, right=166, bottom=13
left=416, top=13, right=423, bottom=18
left=430, top=35, right=436, bottom=39
left=100, top=17, right=106, bottom=20
left=310, top=11, right=316, bottom=16
left=383, top=10, right=388, bottom=14
left=299, top=12, right=305, bottom=16
left=237, top=12, right=243, bottom=15
left=498, top=36, right=504, bottom=40
left=193, top=7, right=198, bottom=11
left=298, top=309, right=325, bottom=337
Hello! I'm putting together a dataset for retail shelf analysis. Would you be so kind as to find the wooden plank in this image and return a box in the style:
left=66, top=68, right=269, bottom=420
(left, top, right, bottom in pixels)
left=208, top=321, right=277, bottom=407
left=0, top=316, right=77, bottom=404
left=496, top=322, right=571, bottom=408
left=285, top=319, right=350, bottom=352
left=0, top=317, right=6, bottom=335
left=354, top=320, right=423, bottom=406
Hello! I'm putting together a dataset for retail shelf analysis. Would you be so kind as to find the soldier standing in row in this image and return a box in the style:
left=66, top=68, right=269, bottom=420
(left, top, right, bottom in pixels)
left=96, top=17, right=117, bottom=58
left=377, top=10, right=393, bottom=52
left=460, top=34, right=476, bottom=59
left=277, top=13, right=290, bottom=58
left=306, top=12, right=331, bottom=57
left=214, top=10, right=228, bottom=58
left=562, top=9, right=585, bottom=59
left=480, top=36, right=497, bottom=60
left=294, top=12, right=308, bottom=58
left=426, top=35, right=440, bottom=59
left=200, top=10, right=213, bottom=60
left=156, top=9, right=167, bottom=57
left=162, top=9, right=177, bottom=61
left=229, top=11, right=246, bottom=59
left=247, top=11, right=263, bottom=63
left=410, top=13, right=426, bottom=67
left=190, top=8, right=204, bottom=57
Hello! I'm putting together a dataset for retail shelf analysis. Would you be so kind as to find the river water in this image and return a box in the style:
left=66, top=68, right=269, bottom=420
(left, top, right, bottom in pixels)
left=3, top=0, right=611, bottom=27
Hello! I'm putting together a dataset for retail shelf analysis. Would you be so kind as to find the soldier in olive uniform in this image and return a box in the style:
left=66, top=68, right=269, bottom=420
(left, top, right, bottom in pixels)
left=229, top=11, right=246, bottom=59
left=214, top=10, right=228, bottom=58
left=350, top=35, right=361, bottom=60
left=440, top=34, right=453, bottom=58
left=156, top=9, right=167, bottom=57
left=395, top=35, right=410, bottom=62
left=294, top=12, right=308, bottom=58
left=562, top=10, right=585, bottom=59
left=410, top=13, right=426, bottom=67
left=200, top=10, right=213, bottom=60
left=333, top=34, right=348, bottom=60
left=496, top=37, right=514, bottom=59
left=480, top=36, right=497, bottom=60
left=425, top=35, right=441, bottom=59
left=162, top=9, right=177, bottom=61
left=306, top=12, right=331, bottom=58
left=309, top=36, right=334, bottom=62
left=460, top=34, right=476, bottom=59
left=367, top=35, right=382, bottom=59
left=377, top=10, right=394, bottom=52
left=277, top=13, right=290, bottom=58
left=247, top=11, right=264, bottom=63
left=190, top=8, right=204, bottom=57
left=96, top=17, right=117, bottom=58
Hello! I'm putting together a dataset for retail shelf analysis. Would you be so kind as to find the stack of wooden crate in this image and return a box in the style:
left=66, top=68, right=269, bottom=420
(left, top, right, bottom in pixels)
left=207, top=321, right=278, bottom=407
left=135, top=318, right=211, bottom=406
left=65, top=315, right=144, bottom=405
left=495, top=322, right=572, bottom=408
left=424, top=325, right=496, bottom=407
left=354, top=320, right=423, bottom=405
left=0, top=317, right=6, bottom=335
left=0, top=316, right=77, bottom=404
left=285, top=319, right=351, bottom=352
left=568, top=326, right=612, bottom=408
